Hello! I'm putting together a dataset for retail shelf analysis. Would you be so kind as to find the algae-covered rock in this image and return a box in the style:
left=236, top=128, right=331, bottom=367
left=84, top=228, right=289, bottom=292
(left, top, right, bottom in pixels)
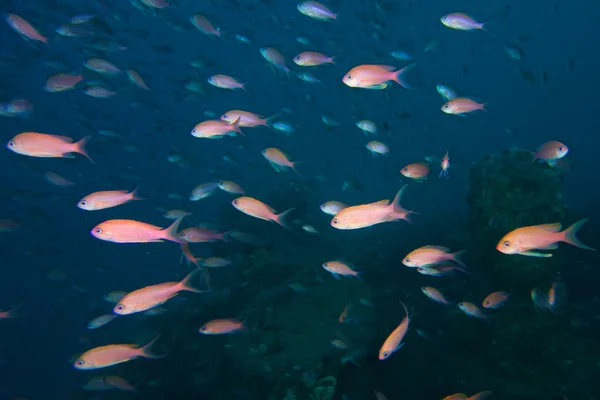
left=310, top=376, right=336, bottom=400
left=467, top=148, right=567, bottom=289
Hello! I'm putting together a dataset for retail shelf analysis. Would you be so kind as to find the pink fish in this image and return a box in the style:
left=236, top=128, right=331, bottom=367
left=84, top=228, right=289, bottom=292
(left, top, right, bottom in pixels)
left=91, top=217, right=184, bottom=244
left=5, top=14, right=48, bottom=44
left=343, top=64, right=415, bottom=90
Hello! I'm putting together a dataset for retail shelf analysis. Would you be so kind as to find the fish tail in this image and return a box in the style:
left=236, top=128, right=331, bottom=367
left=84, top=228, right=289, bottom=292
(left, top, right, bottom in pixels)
left=139, top=335, right=166, bottom=359
left=218, top=229, right=236, bottom=243
left=180, top=243, right=200, bottom=266
left=291, top=161, right=304, bottom=178
left=392, top=63, right=416, bottom=89
left=450, top=250, right=467, bottom=268
left=231, top=117, right=244, bottom=136
left=562, top=219, right=596, bottom=251
left=264, top=112, right=282, bottom=128
left=389, top=185, right=417, bottom=222
left=129, top=184, right=144, bottom=201
left=179, top=268, right=206, bottom=293
left=74, top=135, right=95, bottom=163
left=275, top=208, right=296, bottom=229
left=162, top=216, right=185, bottom=243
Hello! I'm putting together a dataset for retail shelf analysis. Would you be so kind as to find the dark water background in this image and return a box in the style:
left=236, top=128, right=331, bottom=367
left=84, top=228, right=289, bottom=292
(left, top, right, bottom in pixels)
left=1, top=0, right=600, bottom=399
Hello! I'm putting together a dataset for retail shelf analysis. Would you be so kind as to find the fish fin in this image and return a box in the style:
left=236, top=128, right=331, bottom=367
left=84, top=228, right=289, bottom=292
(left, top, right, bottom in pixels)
left=369, top=200, right=390, bottom=207
left=161, top=216, right=185, bottom=243
left=73, top=135, right=95, bottom=163
left=450, top=249, right=467, bottom=268
left=49, top=134, right=74, bottom=143
left=393, top=342, right=405, bottom=354
left=138, top=335, right=166, bottom=359
left=129, top=184, right=144, bottom=201
left=376, top=65, right=397, bottom=71
left=423, top=245, right=450, bottom=252
left=534, top=222, right=562, bottom=232
left=180, top=243, right=200, bottom=266
left=365, top=84, right=388, bottom=90
left=264, top=112, right=282, bottom=128
left=387, top=185, right=416, bottom=221
left=291, top=161, right=304, bottom=178
left=230, top=117, right=244, bottom=136
left=562, top=218, right=595, bottom=250
left=538, top=243, right=559, bottom=250
left=519, top=251, right=553, bottom=257
left=275, top=208, right=295, bottom=229
left=392, top=63, right=416, bottom=89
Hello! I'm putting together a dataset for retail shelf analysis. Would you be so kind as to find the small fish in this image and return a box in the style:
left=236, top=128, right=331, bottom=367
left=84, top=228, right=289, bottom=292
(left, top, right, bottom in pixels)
left=441, top=13, right=488, bottom=33
left=262, top=148, right=301, bottom=175
left=190, top=14, right=221, bottom=37
left=331, top=186, right=415, bottom=230
left=45, top=73, right=84, bottom=92
left=482, top=291, right=510, bottom=309
left=439, top=152, right=450, bottom=178
left=322, top=261, right=360, bottom=279
left=78, top=187, right=142, bottom=211
left=401, top=162, right=430, bottom=182
left=191, top=118, right=242, bottom=139
left=7, top=132, right=93, bottom=162
left=302, top=224, right=319, bottom=234
left=260, top=47, right=290, bottom=76
left=343, top=64, right=415, bottom=90
left=421, top=286, right=450, bottom=305
left=199, top=318, right=245, bottom=334
left=163, top=209, right=191, bottom=219
left=91, top=217, right=184, bottom=244
left=200, top=257, right=232, bottom=268
left=531, top=288, right=551, bottom=311
left=83, top=58, right=122, bottom=75
left=218, top=180, right=245, bottom=195
left=74, top=336, right=163, bottom=370
left=114, top=269, right=203, bottom=314
left=190, top=182, right=219, bottom=200
left=379, top=302, right=410, bottom=360
left=297, top=1, right=337, bottom=21
left=497, top=219, right=595, bottom=257
left=126, top=69, right=150, bottom=90
left=356, top=120, right=377, bottom=135
left=339, top=303, right=352, bottom=323
left=533, top=141, right=568, bottom=166
left=436, top=84, right=458, bottom=101
left=441, top=98, right=486, bottom=115
left=87, top=314, right=118, bottom=329
left=232, top=197, right=294, bottom=228
left=207, top=74, right=246, bottom=90
left=320, top=201, right=348, bottom=216
left=390, top=50, right=414, bottom=61
left=293, top=51, right=335, bottom=66
left=458, top=302, right=489, bottom=323
left=220, top=110, right=277, bottom=128
left=403, top=246, right=466, bottom=268
left=366, top=141, right=390, bottom=156
left=5, top=13, right=48, bottom=44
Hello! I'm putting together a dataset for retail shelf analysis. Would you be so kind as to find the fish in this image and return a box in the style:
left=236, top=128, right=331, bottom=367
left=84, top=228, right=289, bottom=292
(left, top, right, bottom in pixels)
left=439, top=152, right=450, bottom=178
left=78, top=187, right=142, bottom=211
left=436, top=84, right=457, bottom=101
left=441, top=13, right=488, bottom=33
left=74, top=336, right=163, bottom=370
left=403, top=246, right=466, bottom=268
left=441, top=98, right=486, bottom=115
left=458, top=302, right=489, bottom=323
left=293, top=51, right=335, bottom=66
left=533, top=141, right=568, bottom=166
left=262, top=148, right=301, bottom=175
left=232, top=197, right=294, bottom=228
left=114, top=269, right=203, bottom=314
left=401, top=162, right=430, bottom=182
left=320, top=201, right=348, bottom=216
left=331, top=185, right=415, bottom=230
left=421, top=287, right=451, bottom=305
left=322, top=261, right=360, bottom=279
left=208, top=74, right=246, bottom=90
left=5, top=14, right=48, bottom=44
left=366, top=141, right=390, bottom=156
left=91, top=217, right=184, bottom=244
left=7, top=133, right=93, bottom=162
left=343, top=64, right=415, bottom=90
left=87, top=314, right=119, bottom=329
left=482, top=291, right=510, bottom=309
left=297, top=1, right=337, bottom=21
left=497, top=219, right=595, bottom=257
left=199, top=318, right=245, bottom=334
left=379, top=302, right=410, bottom=360
left=191, top=118, right=242, bottom=139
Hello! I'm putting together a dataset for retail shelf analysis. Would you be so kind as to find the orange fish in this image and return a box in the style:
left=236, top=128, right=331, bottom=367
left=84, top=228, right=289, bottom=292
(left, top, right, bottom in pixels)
left=338, top=303, right=351, bottom=323
left=78, top=187, right=142, bottom=211
left=114, top=269, right=203, bottom=314
left=199, top=318, right=245, bottom=334
left=331, top=185, right=415, bottom=230
left=260, top=47, right=290, bottom=75
left=262, top=148, right=301, bottom=175
left=218, top=180, right=245, bottom=195
left=533, top=140, right=568, bottom=165
left=402, top=245, right=466, bottom=268
left=482, top=291, right=510, bottom=309
left=440, top=151, right=450, bottom=178
left=5, top=13, right=48, bottom=44
left=74, top=336, right=163, bottom=370
left=322, top=261, right=360, bottom=279
left=421, top=286, right=450, bottom=305
left=45, top=73, right=84, bottom=92
left=441, top=98, right=486, bottom=115
left=401, top=162, right=430, bottom=182
left=190, top=118, right=242, bottom=139
left=7, top=132, right=93, bottom=162
left=379, top=302, right=410, bottom=360
left=497, top=219, right=595, bottom=257
left=91, top=217, right=184, bottom=244
left=232, top=197, right=294, bottom=228
left=343, top=63, right=415, bottom=90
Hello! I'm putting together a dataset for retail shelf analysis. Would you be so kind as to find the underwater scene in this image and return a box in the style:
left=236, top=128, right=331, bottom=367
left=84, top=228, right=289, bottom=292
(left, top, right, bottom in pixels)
left=1, top=0, right=600, bottom=399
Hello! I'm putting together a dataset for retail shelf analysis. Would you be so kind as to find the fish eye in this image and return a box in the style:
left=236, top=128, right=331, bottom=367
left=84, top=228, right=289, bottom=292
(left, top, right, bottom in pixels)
left=76, top=360, right=84, bottom=366
left=442, top=16, right=447, bottom=21
left=332, top=219, right=339, bottom=225
left=79, top=200, right=87, bottom=206
left=192, top=128, right=197, bottom=134
left=558, top=146, right=564, bottom=151
left=232, top=199, right=239, bottom=205
left=503, top=241, right=511, bottom=248
left=382, top=351, right=389, bottom=358
left=402, top=168, right=408, bottom=172
left=346, top=74, right=352, bottom=80
left=484, top=301, right=490, bottom=305
left=7, top=141, right=14, bottom=147
left=443, top=104, right=449, bottom=109
left=94, top=228, right=102, bottom=234
left=404, top=258, right=410, bottom=263
left=200, top=325, right=207, bottom=331
left=116, top=304, right=125, bottom=310
left=222, top=113, right=228, bottom=119
left=179, top=231, right=186, bottom=237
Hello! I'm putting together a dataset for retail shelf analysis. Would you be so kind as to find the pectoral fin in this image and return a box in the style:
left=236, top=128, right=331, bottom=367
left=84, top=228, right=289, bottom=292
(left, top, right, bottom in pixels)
left=520, top=251, right=553, bottom=258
